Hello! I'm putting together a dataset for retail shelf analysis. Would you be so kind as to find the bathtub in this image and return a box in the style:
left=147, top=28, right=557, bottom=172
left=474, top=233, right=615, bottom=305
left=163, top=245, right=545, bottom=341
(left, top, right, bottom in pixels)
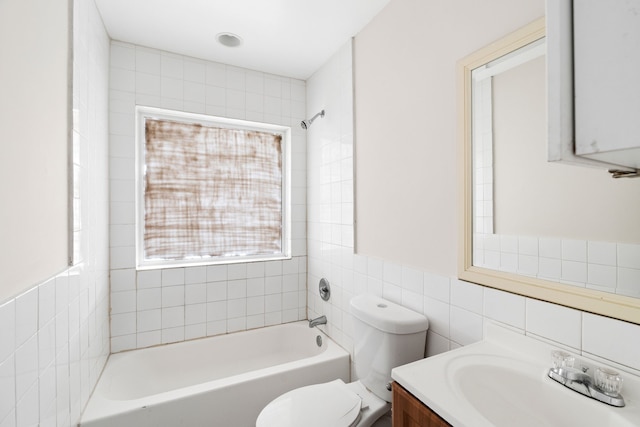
left=80, top=321, right=350, bottom=427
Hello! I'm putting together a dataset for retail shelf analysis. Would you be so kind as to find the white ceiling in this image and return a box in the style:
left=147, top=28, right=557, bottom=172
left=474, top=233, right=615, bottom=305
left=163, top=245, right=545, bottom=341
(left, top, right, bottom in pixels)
left=94, top=0, right=390, bottom=80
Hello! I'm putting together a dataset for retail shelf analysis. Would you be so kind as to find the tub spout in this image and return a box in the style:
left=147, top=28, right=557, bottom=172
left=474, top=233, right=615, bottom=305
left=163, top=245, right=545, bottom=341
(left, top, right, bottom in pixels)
left=309, top=315, right=327, bottom=328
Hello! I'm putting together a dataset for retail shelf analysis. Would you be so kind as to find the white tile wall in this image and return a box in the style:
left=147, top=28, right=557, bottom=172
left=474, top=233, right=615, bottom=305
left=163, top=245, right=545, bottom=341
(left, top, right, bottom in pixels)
left=109, top=42, right=309, bottom=351
left=305, top=39, right=640, bottom=379
left=0, top=2, right=110, bottom=426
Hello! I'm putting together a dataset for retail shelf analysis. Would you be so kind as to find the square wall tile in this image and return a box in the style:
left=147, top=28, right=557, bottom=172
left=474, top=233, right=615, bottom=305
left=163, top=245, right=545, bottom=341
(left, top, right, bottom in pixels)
left=38, top=320, right=56, bottom=374
left=15, top=288, right=38, bottom=348
left=561, top=260, right=587, bottom=283
left=382, top=261, right=402, bottom=286
left=588, top=241, right=617, bottom=266
left=161, top=269, right=184, bottom=287
left=426, top=331, right=450, bottom=357
left=539, top=238, right=561, bottom=259
left=423, top=297, right=450, bottom=338
left=162, top=327, right=184, bottom=344
left=135, top=48, right=161, bottom=74
left=111, top=313, right=136, bottom=336
left=184, top=267, right=207, bottom=284
left=185, top=324, right=206, bottom=340
left=158, top=283, right=185, bottom=309
left=450, top=307, right=483, bottom=346
left=16, top=381, right=38, bottom=427
left=526, top=299, right=581, bottom=349
left=137, top=288, right=161, bottom=311
left=206, top=282, right=227, bottom=302
left=583, top=313, right=640, bottom=371
left=247, top=263, right=266, bottom=278
left=518, top=236, right=538, bottom=256
left=618, top=243, right=640, bottom=268
left=137, top=309, right=161, bottom=333
left=367, top=258, right=383, bottom=280
left=185, top=284, right=206, bottom=305
left=111, top=291, right=136, bottom=314
left=136, top=269, right=161, bottom=289
left=162, top=307, right=185, bottom=328
left=587, top=264, right=616, bottom=289
left=401, top=290, right=423, bottom=314
left=111, top=334, right=136, bottom=353
left=15, top=335, right=38, bottom=400
left=0, top=355, right=15, bottom=422
left=38, top=278, right=56, bottom=329
left=617, top=268, right=640, bottom=297
left=483, top=288, right=525, bottom=330
left=206, top=265, right=228, bottom=282
left=562, top=239, right=587, bottom=262
left=110, top=43, right=135, bottom=70
left=185, top=303, right=206, bottom=325
left=423, top=273, right=450, bottom=303
left=401, top=266, right=423, bottom=293
left=538, top=257, right=561, bottom=280
left=247, top=278, right=265, bottom=297
left=450, top=279, right=483, bottom=314
left=0, top=301, right=15, bottom=363
left=137, top=331, right=161, bottom=349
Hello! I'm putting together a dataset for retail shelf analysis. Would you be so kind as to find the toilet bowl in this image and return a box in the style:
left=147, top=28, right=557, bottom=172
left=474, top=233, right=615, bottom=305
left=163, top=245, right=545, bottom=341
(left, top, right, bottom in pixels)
left=256, top=294, right=429, bottom=427
left=255, top=379, right=388, bottom=427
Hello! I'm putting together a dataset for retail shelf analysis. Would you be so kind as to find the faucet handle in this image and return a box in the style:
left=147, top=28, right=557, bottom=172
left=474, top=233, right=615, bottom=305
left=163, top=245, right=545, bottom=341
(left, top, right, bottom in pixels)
left=551, top=350, right=575, bottom=369
left=594, top=367, right=623, bottom=397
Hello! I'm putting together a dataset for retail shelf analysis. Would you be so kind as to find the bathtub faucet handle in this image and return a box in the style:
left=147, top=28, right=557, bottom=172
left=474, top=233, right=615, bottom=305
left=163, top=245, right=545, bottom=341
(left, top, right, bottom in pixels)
left=309, top=315, right=327, bottom=328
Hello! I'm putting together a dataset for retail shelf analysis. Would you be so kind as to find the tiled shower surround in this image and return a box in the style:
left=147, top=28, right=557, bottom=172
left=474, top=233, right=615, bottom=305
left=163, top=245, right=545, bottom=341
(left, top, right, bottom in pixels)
left=305, top=41, right=640, bottom=376
left=108, top=41, right=309, bottom=352
left=0, top=1, right=110, bottom=426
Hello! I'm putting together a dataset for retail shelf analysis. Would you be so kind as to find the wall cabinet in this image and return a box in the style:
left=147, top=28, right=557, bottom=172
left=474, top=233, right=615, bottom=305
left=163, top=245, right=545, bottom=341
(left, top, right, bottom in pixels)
left=547, top=0, right=640, bottom=173
left=392, top=383, right=452, bottom=427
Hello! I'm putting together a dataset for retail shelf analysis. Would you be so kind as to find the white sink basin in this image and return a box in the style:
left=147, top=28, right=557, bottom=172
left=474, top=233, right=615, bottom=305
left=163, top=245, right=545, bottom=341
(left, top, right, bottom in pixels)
left=448, top=355, right=633, bottom=427
left=392, top=323, right=640, bottom=427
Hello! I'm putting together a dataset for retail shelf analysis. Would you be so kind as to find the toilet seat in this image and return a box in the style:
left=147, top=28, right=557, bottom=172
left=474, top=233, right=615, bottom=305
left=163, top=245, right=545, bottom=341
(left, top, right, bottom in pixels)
left=256, top=379, right=362, bottom=427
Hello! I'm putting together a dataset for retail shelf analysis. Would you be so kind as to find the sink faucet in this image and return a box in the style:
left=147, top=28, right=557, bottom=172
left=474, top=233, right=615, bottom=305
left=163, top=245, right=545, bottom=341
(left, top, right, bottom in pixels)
left=308, top=315, right=327, bottom=328
left=548, top=351, right=625, bottom=407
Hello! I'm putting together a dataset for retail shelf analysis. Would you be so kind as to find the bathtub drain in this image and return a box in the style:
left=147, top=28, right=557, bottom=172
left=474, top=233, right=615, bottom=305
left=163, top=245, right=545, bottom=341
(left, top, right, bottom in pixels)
left=316, top=335, right=323, bottom=347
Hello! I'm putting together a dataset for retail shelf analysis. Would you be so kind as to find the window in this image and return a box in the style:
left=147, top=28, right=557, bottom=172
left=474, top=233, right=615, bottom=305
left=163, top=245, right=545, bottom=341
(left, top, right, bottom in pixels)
left=135, top=106, right=291, bottom=269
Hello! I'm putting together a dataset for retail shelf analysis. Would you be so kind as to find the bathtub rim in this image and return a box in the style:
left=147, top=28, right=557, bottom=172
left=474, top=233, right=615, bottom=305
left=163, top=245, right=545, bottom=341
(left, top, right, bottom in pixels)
left=80, top=321, right=349, bottom=425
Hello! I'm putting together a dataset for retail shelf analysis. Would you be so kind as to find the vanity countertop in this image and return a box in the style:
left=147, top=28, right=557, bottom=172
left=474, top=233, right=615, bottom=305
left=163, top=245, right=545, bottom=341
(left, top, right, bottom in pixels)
left=391, top=322, right=640, bottom=427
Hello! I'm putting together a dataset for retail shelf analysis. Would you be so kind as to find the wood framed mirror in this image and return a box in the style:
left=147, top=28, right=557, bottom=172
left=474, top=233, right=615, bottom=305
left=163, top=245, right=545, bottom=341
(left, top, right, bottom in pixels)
left=458, top=17, right=640, bottom=325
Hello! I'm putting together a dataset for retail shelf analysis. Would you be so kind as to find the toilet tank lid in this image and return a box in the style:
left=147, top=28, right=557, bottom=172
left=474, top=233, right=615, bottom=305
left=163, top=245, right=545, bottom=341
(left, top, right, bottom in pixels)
left=350, top=294, right=428, bottom=334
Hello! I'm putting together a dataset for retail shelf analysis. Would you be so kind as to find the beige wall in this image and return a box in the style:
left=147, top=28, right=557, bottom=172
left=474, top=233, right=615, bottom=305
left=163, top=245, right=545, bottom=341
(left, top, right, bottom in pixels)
left=0, top=0, right=70, bottom=300
left=353, top=0, right=545, bottom=276
left=493, top=56, right=640, bottom=243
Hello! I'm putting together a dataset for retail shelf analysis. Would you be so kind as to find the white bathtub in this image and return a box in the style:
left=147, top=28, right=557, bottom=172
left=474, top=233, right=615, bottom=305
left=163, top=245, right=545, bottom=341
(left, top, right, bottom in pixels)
left=80, top=321, right=350, bottom=427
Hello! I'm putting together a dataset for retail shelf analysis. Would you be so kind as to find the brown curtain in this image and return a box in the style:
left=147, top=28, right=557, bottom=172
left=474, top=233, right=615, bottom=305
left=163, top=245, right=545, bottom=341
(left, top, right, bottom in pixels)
left=144, top=119, right=283, bottom=261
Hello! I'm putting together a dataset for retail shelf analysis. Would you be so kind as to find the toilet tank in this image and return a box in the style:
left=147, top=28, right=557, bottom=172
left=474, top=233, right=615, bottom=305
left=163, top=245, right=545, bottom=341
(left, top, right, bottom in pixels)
left=350, top=294, right=429, bottom=403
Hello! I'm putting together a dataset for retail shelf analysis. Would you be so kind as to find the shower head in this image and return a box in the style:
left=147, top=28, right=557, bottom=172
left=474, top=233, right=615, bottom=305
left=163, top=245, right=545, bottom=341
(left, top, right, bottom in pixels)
left=300, top=110, right=325, bottom=130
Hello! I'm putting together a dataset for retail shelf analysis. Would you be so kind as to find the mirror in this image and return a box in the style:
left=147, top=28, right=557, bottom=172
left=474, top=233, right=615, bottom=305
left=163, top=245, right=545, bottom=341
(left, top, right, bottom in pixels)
left=458, top=18, right=640, bottom=324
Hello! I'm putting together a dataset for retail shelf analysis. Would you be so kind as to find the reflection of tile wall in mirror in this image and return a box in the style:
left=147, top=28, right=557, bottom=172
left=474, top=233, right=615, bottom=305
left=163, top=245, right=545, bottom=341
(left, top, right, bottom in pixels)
left=473, top=234, right=640, bottom=298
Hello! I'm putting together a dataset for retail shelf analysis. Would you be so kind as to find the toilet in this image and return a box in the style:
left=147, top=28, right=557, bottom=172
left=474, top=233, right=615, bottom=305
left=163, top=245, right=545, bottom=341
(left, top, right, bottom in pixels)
left=256, top=294, right=429, bottom=427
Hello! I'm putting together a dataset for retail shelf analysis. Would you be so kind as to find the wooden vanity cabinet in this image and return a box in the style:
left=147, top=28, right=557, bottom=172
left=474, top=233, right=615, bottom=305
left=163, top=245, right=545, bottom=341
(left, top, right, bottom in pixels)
left=392, top=382, right=452, bottom=427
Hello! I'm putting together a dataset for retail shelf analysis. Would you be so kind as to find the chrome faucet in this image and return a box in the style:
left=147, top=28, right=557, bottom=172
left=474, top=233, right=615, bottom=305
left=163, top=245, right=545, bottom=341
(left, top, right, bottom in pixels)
left=308, top=315, right=327, bottom=328
left=548, top=351, right=625, bottom=407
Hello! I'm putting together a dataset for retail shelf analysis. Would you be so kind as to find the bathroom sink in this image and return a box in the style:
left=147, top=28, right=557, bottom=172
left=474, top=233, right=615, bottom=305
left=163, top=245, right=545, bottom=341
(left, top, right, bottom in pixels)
left=392, top=323, right=640, bottom=427
left=447, top=355, right=633, bottom=427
